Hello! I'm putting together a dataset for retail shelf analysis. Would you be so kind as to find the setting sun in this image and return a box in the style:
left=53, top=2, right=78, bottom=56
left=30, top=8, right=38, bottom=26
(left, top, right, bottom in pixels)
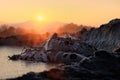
left=38, top=16, right=43, bottom=21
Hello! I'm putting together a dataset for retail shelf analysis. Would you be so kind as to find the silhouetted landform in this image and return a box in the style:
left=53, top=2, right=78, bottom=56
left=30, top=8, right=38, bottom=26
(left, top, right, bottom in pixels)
left=78, top=18, right=120, bottom=51
left=0, top=25, right=51, bottom=46
left=0, top=23, right=89, bottom=46
left=57, top=23, right=91, bottom=35
left=7, top=19, right=120, bottom=80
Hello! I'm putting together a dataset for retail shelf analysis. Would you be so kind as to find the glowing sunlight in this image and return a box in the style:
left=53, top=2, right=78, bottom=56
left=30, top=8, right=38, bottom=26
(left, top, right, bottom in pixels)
left=37, top=16, right=43, bottom=21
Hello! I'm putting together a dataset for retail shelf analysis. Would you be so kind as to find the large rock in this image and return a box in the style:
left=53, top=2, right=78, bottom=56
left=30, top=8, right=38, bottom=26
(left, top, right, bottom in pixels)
left=44, top=33, right=96, bottom=57
left=79, top=18, right=120, bottom=51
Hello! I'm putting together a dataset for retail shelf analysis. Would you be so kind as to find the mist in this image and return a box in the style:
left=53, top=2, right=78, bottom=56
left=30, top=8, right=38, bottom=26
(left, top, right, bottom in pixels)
left=0, top=22, right=92, bottom=46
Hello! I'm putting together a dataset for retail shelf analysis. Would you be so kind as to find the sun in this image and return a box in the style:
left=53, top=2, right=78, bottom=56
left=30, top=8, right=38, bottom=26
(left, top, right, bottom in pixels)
left=37, top=16, right=43, bottom=21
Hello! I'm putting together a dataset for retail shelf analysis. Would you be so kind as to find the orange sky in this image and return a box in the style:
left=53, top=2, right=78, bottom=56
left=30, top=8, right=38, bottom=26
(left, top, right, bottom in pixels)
left=0, top=0, right=120, bottom=27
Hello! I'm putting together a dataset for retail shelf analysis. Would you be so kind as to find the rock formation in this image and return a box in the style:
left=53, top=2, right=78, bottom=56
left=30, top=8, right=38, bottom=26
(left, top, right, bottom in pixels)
left=8, top=50, right=120, bottom=80
left=79, top=18, right=120, bottom=51
left=9, top=33, right=96, bottom=64
left=8, top=18, right=120, bottom=80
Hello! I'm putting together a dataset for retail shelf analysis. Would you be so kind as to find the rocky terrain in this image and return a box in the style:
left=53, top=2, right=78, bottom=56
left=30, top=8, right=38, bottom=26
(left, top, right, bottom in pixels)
left=79, top=18, right=120, bottom=51
left=8, top=48, right=120, bottom=80
left=8, top=19, right=120, bottom=80
left=9, top=33, right=96, bottom=64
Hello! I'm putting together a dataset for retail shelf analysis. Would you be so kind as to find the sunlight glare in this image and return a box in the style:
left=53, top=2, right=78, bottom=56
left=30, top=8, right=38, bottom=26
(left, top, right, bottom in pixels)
left=38, top=16, right=43, bottom=21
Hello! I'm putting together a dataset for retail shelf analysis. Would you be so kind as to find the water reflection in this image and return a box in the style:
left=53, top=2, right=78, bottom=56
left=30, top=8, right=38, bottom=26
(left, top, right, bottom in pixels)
left=0, top=46, right=51, bottom=79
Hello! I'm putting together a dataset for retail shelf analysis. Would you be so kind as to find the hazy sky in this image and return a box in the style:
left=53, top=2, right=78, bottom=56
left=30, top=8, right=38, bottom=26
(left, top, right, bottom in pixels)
left=0, top=0, right=120, bottom=26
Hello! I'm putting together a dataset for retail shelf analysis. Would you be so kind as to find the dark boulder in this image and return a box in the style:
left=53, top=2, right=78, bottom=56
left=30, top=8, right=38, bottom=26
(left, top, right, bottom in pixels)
left=8, top=55, right=20, bottom=60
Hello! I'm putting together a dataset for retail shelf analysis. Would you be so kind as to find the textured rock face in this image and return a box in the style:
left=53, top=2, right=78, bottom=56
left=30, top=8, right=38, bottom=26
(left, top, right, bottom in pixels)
left=20, top=47, right=48, bottom=62
left=79, top=19, right=120, bottom=51
left=9, top=33, right=96, bottom=64
left=44, top=33, right=96, bottom=57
